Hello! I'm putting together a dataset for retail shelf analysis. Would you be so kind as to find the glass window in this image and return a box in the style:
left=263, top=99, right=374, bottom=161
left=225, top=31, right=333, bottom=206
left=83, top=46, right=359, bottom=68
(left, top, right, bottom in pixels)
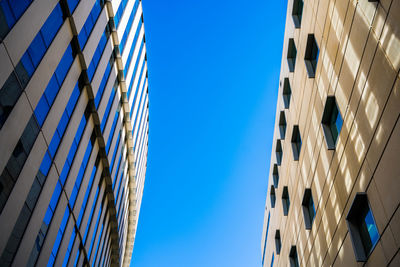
left=279, top=111, right=286, bottom=139
left=289, top=246, right=299, bottom=267
left=28, top=33, right=46, bottom=67
left=44, top=75, right=59, bottom=105
left=275, top=230, right=281, bottom=255
left=292, top=0, right=303, bottom=28
left=273, top=164, right=279, bottom=188
left=322, top=96, right=343, bottom=149
left=291, top=125, right=301, bottom=161
left=346, top=193, right=380, bottom=261
left=34, top=96, right=50, bottom=127
left=282, top=186, right=290, bottom=216
left=275, top=140, right=282, bottom=166
left=270, top=186, right=276, bottom=208
left=39, top=152, right=52, bottom=176
left=67, top=0, right=80, bottom=13
left=41, top=4, right=63, bottom=47
left=282, top=78, right=291, bottom=109
left=287, top=38, right=297, bottom=72
left=55, top=45, right=73, bottom=84
left=302, top=188, right=315, bottom=229
left=304, top=34, right=319, bottom=78
left=20, top=52, right=35, bottom=77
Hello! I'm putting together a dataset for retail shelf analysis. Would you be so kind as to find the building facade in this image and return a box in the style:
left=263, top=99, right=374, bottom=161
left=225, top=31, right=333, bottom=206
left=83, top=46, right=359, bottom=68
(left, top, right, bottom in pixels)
left=261, top=0, right=400, bottom=266
left=0, top=0, right=149, bottom=266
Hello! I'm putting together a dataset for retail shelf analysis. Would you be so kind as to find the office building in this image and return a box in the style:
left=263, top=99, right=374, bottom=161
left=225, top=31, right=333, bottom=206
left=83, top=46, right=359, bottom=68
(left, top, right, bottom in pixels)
left=0, top=0, right=149, bottom=266
left=261, top=0, right=400, bottom=266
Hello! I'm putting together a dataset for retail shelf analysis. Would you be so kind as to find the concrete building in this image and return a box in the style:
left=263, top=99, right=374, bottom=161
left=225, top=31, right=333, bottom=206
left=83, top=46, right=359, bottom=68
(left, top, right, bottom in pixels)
left=261, top=0, right=400, bottom=266
left=0, top=0, right=149, bottom=266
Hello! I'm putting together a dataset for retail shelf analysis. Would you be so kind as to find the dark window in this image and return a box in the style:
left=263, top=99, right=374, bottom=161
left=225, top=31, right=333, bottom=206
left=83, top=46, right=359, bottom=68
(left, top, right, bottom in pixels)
left=276, top=140, right=283, bottom=166
left=282, top=186, right=290, bottom=216
left=275, top=230, right=281, bottom=255
left=292, top=0, right=303, bottom=28
left=304, top=34, right=319, bottom=78
left=291, top=125, right=301, bottom=161
left=289, top=246, right=299, bottom=267
left=282, top=78, right=291, bottom=109
left=302, top=188, right=316, bottom=229
left=273, top=164, right=279, bottom=188
left=287, top=39, right=297, bottom=72
left=322, top=96, right=343, bottom=149
left=270, top=186, right=276, bottom=208
left=279, top=111, right=287, bottom=139
left=346, top=193, right=379, bottom=261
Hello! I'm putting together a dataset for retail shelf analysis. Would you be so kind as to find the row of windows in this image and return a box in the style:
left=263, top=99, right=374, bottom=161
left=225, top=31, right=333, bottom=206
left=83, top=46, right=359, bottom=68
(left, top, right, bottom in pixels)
left=287, top=34, right=319, bottom=78
left=0, top=3, right=64, bottom=130
left=0, top=0, right=34, bottom=39
left=77, top=0, right=102, bottom=50
left=87, top=26, right=110, bottom=82
left=119, top=0, right=140, bottom=54
left=268, top=194, right=379, bottom=265
left=127, top=40, right=145, bottom=99
left=124, top=19, right=143, bottom=78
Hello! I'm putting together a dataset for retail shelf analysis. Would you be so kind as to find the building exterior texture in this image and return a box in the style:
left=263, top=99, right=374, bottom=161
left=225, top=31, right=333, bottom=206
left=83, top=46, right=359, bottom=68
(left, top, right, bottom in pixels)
left=261, top=0, right=400, bottom=266
left=0, top=0, right=149, bottom=266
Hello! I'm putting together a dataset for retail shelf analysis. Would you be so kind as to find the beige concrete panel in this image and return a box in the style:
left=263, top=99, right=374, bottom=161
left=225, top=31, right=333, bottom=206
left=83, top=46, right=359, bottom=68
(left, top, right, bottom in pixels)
left=389, top=206, right=400, bottom=247
left=53, top=215, right=75, bottom=266
left=36, top=193, right=69, bottom=266
left=125, top=31, right=144, bottom=89
left=372, top=120, right=400, bottom=219
left=12, top=164, right=59, bottom=267
left=121, top=12, right=142, bottom=62
left=90, top=41, right=113, bottom=97
left=372, top=4, right=388, bottom=40
left=380, top=226, right=398, bottom=264
left=4, top=0, right=58, bottom=66
left=0, top=43, right=14, bottom=89
left=366, top=78, right=400, bottom=170
left=25, top=21, right=73, bottom=108
left=72, top=144, right=100, bottom=218
left=379, top=0, right=400, bottom=73
left=357, top=0, right=378, bottom=28
left=82, top=8, right=108, bottom=65
left=0, top=93, right=32, bottom=173
left=54, top=91, right=88, bottom=170
left=41, top=59, right=81, bottom=143
left=92, top=213, right=110, bottom=265
left=66, top=235, right=80, bottom=267
left=73, top=0, right=96, bottom=33
left=63, top=119, right=94, bottom=198
left=0, top=132, right=47, bottom=255
left=98, top=66, right=118, bottom=121
left=332, top=234, right=358, bottom=267
left=107, top=117, right=122, bottom=163
left=365, top=241, right=388, bottom=266
left=89, top=207, right=108, bottom=264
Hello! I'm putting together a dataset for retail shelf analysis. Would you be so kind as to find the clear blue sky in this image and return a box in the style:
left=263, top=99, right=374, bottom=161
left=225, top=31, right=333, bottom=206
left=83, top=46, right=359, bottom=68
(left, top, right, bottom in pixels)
left=131, top=1, right=287, bottom=266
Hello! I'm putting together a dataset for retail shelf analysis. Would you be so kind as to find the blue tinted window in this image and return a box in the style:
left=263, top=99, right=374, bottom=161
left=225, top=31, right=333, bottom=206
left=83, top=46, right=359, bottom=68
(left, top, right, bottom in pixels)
left=124, top=20, right=142, bottom=77
left=83, top=186, right=99, bottom=243
left=58, top=112, right=69, bottom=136
left=88, top=204, right=102, bottom=257
left=78, top=164, right=97, bottom=227
left=10, top=0, right=31, bottom=20
left=59, top=162, right=70, bottom=185
left=34, top=96, right=50, bottom=126
left=100, top=86, right=116, bottom=133
left=106, top=112, right=119, bottom=154
left=55, top=45, right=74, bottom=84
left=67, top=0, right=80, bottom=13
left=67, top=141, right=77, bottom=165
left=48, top=132, right=60, bottom=157
left=110, top=133, right=121, bottom=171
left=62, top=228, right=76, bottom=267
left=115, top=172, right=124, bottom=202
left=49, top=182, right=62, bottom=211
left=112, top=152, right=122, bottom=187
left=41, top=4, right=63, bottom=47
left=365, top=210, right=379, bottom=247
left=20, top=52, right=35, bottom=76
left=0, top=1, right=15, bottom=29
left=43, top=207, right=53, bottom=227
left=78, top=0, right=101, bottom=49
left=39, top=151, right=52, bottom=176
left=28, top=33, right=46, bottom=67
left=44, top=75, right=59, bottom=104
left=127, top=41, right=144, bottom=98
left=66, top=84, right=80, bottom=116
left=94, top=63, right=111, bottom=108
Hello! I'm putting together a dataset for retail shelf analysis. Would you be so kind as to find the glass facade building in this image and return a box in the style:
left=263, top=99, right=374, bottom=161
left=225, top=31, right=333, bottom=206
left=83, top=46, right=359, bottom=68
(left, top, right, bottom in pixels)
left=0, top=0, right=149, bottom=266
left=261, top=0, right=400, bottom=266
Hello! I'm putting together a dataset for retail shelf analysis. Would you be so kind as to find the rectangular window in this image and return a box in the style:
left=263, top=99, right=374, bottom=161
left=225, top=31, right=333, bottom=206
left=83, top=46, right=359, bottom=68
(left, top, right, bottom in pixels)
left=275, top=230, right=281, bottom=255
left=292, top=0, right=303, bottom=28
left=282, top=78, right=291, bottom=109
left=276, top=140, right=283, bottom=166
left=291, top=125, right=301, bottom=161
left=270, top=186, right=276, bottom=208
left=304, top=34, right=319, bottom=78
left=282, top=186, right=290, bottom=216
left=287, top=38, right=297, bottom=72
left=302, top=188, right=315, bottom=229
left=272, top=164, right=279, bottom=188
left=346, top=193, right=380, bottom=261
left=279, top=111, right=286, bottom=139
left=289, top=246, right=299, bottom=267
left=322, top=96, right=343, bottom=149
